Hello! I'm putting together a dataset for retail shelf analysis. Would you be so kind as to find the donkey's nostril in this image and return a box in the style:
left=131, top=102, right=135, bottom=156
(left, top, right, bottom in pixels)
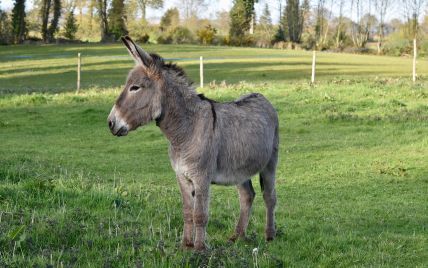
left=108, top=120, right=114, bottom=130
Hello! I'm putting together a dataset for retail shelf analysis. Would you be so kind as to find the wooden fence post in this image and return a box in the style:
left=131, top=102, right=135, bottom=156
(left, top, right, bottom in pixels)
left=200, top=56, right=204, bottom=88
left=77, top=53, right=81, bottom=93
left=413, top=38, right=417, bottom=83
left=311, top=50, right=316, bottom=84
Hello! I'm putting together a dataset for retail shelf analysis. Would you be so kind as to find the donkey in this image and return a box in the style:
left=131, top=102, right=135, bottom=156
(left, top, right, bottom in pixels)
left=107, top=36, right=279, bottom=251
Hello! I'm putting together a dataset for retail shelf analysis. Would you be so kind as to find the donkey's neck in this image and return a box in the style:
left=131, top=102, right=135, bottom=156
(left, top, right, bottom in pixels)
left=156, top=85, right=201, bottom=148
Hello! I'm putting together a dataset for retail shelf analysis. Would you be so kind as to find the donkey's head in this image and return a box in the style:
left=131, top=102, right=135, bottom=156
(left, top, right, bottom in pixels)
left=108, top=36, right=164, bottom=136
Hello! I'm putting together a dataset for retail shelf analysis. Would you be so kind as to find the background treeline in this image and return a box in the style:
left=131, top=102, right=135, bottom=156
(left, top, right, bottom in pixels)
left=0, top=0, right=427, bottom=56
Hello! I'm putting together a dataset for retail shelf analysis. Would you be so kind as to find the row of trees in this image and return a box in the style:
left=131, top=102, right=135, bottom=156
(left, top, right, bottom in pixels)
left=0, top=0, right=427, bottom=56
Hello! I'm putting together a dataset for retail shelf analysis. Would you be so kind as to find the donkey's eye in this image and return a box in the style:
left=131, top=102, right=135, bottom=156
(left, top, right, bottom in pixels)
left=129, top=85, right=140, bottom=91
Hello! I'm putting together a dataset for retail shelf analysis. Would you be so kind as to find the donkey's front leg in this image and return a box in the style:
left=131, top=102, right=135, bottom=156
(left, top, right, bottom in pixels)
left=177, top=175, right=195, bottom=248
left=193, top=182, right=210, bottom=251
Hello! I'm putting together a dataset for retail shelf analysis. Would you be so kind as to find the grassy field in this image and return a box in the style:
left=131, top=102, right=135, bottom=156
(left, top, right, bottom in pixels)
left=0, top=44, right=427, bottom=267
left=1, top=43, right=427, bottom=94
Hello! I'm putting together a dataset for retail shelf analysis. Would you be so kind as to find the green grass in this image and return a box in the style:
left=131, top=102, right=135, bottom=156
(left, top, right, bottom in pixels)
left=0, top=44, right=427, bottom=267
left=1, top=43, right=427, bottom=94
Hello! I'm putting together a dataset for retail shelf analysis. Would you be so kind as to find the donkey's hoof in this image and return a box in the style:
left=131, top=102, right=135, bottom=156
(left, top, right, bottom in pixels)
left=228, top=233, right=244, bottom=243
left=181, top=241, right=194, bottom=250
left=194, top=241, right=208, bottom=252
left=265, top=229, right=276, bottom=241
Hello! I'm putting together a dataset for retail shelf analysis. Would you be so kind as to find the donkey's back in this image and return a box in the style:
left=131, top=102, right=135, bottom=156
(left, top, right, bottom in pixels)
left=212, top=93, right=279, bottom=186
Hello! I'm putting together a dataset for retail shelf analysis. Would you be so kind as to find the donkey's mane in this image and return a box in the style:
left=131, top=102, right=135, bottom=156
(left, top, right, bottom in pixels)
left=149, top=53, right=191, bottom=84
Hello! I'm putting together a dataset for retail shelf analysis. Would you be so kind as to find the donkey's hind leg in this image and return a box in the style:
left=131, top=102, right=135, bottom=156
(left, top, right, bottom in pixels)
left=229, top=179, right=255, bottom=242
left=260, top=151, right=278, bottom=241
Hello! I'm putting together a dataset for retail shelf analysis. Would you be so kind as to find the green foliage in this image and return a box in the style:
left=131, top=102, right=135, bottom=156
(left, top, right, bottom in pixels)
left=64, top=10, right=78, bottom=40
left=0, top=66, right=427, bottom=265
left=170, top=26, right=193, bottom=44
left=47, top=0, right=61, bottom=41
left=40, top=0, right=62, bottom=43
left=255, top=4, right=274, bottom=47
left=229, top=0, right=252, bottom=44
left=108, top=0, right=128, bottom=40
left=11, top=0, right=26, bottom=44
left=0, top=8, right=13, bottom=44
left=157, top=14, right=194, bottom=45
left=273, top=26, right=286, bottom=43
left=285, top=0, right=302, bottom=43
left=40, top=0, right=50, bottom=42
left=196, top=24, right=217, bottom=45
left=159, top=8, right=179, bottom=32
left=97, top=0, right=111, bottom=42
left=382, top=39, right=413, bottom=56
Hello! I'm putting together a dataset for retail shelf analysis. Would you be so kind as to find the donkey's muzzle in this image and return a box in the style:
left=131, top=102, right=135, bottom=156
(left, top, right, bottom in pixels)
left=108, top=119, right=115, bottom=131
left=108, top=106, right=129, bottom=137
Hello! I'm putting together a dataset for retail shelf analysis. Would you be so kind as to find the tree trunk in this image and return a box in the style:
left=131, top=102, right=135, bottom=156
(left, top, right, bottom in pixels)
left=98, top=0, right=110, bottom=42
left=249, top=13, right=254, bottom=34
left=141, top=1, right=146, bottom=21
left=41, top=0, right=51, bottom=43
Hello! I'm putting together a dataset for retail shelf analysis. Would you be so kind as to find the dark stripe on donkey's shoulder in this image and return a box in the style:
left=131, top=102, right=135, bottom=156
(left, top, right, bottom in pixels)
left=198, top=94, right=217, bottom=130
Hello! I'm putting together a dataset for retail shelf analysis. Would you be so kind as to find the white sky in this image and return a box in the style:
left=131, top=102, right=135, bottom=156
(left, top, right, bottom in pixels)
left=0, top=0, right=424, bottom=23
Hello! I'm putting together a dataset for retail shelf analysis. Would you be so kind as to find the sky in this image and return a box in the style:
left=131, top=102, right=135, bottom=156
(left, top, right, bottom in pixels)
left=0, top=0, right=424, bottom=24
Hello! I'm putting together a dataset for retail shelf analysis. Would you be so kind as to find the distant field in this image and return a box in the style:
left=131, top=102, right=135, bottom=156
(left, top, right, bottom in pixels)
left=0, top=43, right=427, bottom=94
left=0, top=44, right=427, bottom=266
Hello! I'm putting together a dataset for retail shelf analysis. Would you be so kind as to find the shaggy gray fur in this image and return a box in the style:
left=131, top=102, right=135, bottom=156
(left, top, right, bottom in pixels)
left=107, top=36, right=279, bottom=251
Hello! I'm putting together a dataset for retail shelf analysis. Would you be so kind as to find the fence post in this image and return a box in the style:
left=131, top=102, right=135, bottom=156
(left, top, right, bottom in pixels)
left=311, top=50, right=316, bottom=84
left=200, top=56, right=204, bottom=88
left=413, top=38, right=417, bottom=83
left=77, top=53, right=81, bottom=93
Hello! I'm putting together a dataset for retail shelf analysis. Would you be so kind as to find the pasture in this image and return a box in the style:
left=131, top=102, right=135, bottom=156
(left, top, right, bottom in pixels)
left=0, top=44, right=427, bottom=267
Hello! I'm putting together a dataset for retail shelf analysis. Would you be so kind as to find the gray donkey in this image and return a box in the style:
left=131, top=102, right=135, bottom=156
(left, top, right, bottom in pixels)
left=108, top=36, right=279, bottom=251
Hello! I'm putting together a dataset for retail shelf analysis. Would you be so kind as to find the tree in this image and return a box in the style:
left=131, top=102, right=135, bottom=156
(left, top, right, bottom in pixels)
left=11, top=0, right=26, bottom=44
left=47, top=0, right=61, bottom=41
left=177, top=0, right=208, bottom=20
left=64, top=9, right=78, bottom=40
left=196, top=24, right=217, bottom=45
left=315, top=0, right=336, bottom=49
left=256, top=3, right=274, bottom=46
left=0, top=4, right=13, bottom=44
left=109, top=0, right=127, bottom=39
left=274, top=0, right=286, bottom=42
left=229, top=0, right=257, bottom=42
left=334, top=0, right=346, bottom=49
left=403, top=0, right=426, bottom=39
left=350, top=0, right=372, bottom=48
left=285, top=0, right=303, bottom=43
left=40, top=0, right=62, bottom=42
left=97, top=0, right=111, bottom=42
left=137, top=0, right=163, bottom=21
left=212, top=11, right=230, bottom=35
left=40, top=0, right=51, bottom=42
left=259, top=3, right=272, bottom=26
left=374, top=0, right=394, bottom=53
left=160, top=8, right=179, bottom=31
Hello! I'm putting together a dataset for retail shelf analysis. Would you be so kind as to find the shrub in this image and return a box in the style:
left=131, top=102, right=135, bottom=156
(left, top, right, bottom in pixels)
left=170, top=26, right=194, bottom=44
left=197, top=24, right=217, bottom=45
left=64, top=10, right=78, bottom=40
left=382, top=39, right=412, bottom=56
left=136, top=33, right=150, bottom=44
left=157, top=34, right=172, bottom=44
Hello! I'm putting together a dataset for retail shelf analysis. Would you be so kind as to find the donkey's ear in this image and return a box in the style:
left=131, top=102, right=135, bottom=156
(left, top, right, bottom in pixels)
left=121, top=36, right=152, bottom=67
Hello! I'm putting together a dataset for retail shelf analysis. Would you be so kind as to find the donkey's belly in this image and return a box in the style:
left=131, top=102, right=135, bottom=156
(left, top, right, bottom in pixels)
left=212, top=171, right=252, bottom=186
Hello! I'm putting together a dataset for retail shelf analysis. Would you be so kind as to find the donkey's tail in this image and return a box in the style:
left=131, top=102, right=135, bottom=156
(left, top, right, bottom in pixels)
left=260, top=123, right=279, bottom=192
left=259, top=174, right=265, bottom=192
